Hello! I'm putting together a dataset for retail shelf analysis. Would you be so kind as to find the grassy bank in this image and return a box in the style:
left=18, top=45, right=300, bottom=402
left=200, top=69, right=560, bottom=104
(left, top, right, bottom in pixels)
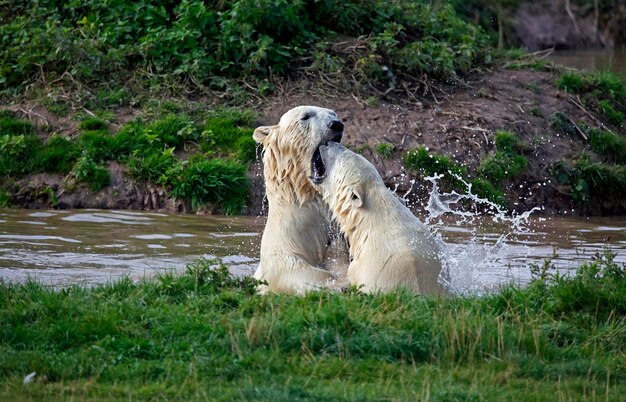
left=1, top=252, right=624, bottom=401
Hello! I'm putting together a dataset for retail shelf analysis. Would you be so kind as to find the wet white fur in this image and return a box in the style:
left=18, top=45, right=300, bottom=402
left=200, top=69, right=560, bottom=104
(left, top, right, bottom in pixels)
left=252, top=106, right=346, bottom=294
left=316, top=143, right=446, bottom=294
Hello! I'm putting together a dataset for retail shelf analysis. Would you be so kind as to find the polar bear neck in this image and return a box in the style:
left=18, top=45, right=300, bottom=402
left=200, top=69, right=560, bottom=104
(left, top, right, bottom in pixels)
left=262, top=143, right=318, bottom=206
left=324, top=184, right=405, bottom=260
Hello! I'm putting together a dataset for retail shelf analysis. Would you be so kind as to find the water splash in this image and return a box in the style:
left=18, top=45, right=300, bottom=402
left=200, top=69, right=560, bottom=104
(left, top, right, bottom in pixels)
left=423, top=173, right=542, bottom=295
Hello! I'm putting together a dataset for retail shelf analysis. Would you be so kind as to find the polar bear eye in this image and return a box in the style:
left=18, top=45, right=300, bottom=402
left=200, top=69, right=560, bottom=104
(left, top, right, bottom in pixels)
left=301, top=113, right=312, bottom=121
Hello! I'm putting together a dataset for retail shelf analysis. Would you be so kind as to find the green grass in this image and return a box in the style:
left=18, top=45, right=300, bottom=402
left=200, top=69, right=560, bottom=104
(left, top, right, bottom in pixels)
left=1, top=251, right=625, bottom=401
left=477, top=130, right=528, bottom=185
left=556, top=70, right=626, bottom=128
left=375, top=142, right=394, bottom=159
left=0, top=0, right=492, bottom=97
left=553, top=156, right=626, bottom=205
left=588, top=129, right=626, bottom=164
left=403, top=146, right=506, bottom=206
left=0, top=110, right=254, bottom=213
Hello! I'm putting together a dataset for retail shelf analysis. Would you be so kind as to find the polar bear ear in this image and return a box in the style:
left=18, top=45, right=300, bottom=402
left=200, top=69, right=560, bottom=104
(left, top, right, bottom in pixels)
left=348, top=186, right=364, bottom=208
left=253, top=125, right=277, bottom=144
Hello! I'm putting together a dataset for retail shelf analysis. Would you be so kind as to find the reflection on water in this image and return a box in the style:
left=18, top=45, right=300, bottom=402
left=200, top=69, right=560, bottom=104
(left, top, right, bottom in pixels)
left=0, top=208, right=625, bottom=292
left=548, top=49, right=626, bottom=73
left=0, top=209, right=263, bottom=286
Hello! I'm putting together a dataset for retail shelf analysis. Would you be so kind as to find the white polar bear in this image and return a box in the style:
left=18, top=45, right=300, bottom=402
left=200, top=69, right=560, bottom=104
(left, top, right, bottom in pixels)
left=311, top=142, right=446, bottom=294
left=252, top=106, right=347, bottom=294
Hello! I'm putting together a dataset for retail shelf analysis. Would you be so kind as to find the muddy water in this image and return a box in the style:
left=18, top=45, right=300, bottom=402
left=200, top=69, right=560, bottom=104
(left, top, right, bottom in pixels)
left=548, top=49, right=626, bottom=72
left=1, top=209, right=625, bottom=291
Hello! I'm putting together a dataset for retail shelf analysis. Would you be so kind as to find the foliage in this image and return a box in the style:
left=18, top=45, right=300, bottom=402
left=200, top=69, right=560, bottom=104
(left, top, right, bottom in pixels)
left=34, top=135, right=81, bottom=173
left=1, top=256, right=625, bottom=400
left=375, top=142, right=394, bottom=159
left=477, top=130, right=528, bottom=184
left=72, top=155, right=110, bottom=192
left=0, top=187, right=10, bottom=207
left=588, top=128, right=626, bottom=164
left=0, top=112, right=34, bottom=136
left=403, top=146, right=506, bottom=206
left=78, top=117, right=107, bottom=131
left=171, top=158, right=249, bottom=214
left=127, top=149, right=177, bottom=185
left=553, top=156, right=626, bottom=205
left=0, top=0, right=492, bottom=94
left=556, top=70, right=626, bottom=129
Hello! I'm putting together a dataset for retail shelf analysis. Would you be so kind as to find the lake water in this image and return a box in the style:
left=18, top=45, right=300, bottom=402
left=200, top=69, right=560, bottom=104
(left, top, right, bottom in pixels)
left=1, top=209, right=624, bottom=293
left=548, top=49, right=626, bottom=73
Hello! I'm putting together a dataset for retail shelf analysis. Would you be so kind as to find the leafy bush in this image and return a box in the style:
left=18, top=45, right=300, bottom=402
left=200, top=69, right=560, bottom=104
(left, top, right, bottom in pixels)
left=477, top=130, right=528, bottom=184
left=34, top=135, right=81, bottom=173
left=73, top=156, right=110, bottom=192
left=0, top=133, right=40, bottom=176
left=0, top=113, right=34, bottom=136
left=79, top=118, right=107, bottom=131
left=556, top=70, right=626, bottom=128
left=553, top=157, right=626, bottom=204
left=0, top=0, right=492, bottom=92
left=588, top=129, right=626, bottom=164
left=375, top=142, right=394, bottom=159
left=171, top=158, right=249, bottom=214
left=127, top=149, right=177, bottom=184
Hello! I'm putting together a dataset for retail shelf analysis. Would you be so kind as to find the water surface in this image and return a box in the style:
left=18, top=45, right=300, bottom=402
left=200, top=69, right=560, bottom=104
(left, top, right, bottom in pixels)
left=548, top=49, right=626, bottom=73
left=1, top=209, right=624, bottom=292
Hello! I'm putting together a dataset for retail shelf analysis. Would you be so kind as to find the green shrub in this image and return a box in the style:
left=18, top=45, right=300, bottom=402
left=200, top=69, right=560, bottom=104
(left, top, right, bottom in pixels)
left=0, top=1, right=491, bottom=92
left=171, top=159, right=249, bottom=214
left=403, top=147, right=467, bottom=178
left=588, top=129, right=626, bottom=164
left=0, top=133, right=40, bottom=176
left=79, top=118, right=108, bottom=131
left=469, top=177, right=505, bottom=206
left=549, top=112, right=578, bottom=137
left=556, top=72, right=584, bottom=93
left=598, top=100, right=624, bottom=126
left=34, top=135, right=81, bottom=173
left=146, top=115, right=197, bottom=148
left=555, top=70, right=626, bottom=129
left=0, top=114, right=34, bottom=136
left=80, top=130, right=116, bottom=162
left=375, top=142, right=394, bottom=159
left=0, top=187, right=10, bottom=207
left=477, top=131, right=527, bottom=184
left=553, top=157, right=626, bottom=204
left=127, top=149, right=177, bottom=184
left=73, top=156, right=110, bottom=192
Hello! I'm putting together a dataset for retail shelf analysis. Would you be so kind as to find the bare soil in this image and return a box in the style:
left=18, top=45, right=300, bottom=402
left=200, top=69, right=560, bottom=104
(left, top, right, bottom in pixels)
left=4, top=67, right=621, bottom=216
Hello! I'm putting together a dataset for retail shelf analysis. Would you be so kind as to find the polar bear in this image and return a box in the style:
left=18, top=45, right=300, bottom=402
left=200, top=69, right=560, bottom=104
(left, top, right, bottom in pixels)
left=311, top=142, right=446, bottom=294
left=252, top=106, right=346, bottom=294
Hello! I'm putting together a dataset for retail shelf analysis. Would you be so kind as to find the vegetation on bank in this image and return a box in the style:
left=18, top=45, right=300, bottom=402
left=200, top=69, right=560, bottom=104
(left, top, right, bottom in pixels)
left=551, top=70, right=626, bottom=210
left=403, top=130, right=529, bottom=207
left=0, top=0, right=491, bottom=98
left=1, top=251, right=624, bottom=400
left=0, top=109, right=254, bottom=214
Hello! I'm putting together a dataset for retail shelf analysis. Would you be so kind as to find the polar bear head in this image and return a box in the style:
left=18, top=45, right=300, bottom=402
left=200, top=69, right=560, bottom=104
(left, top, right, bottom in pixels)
left=254, top=106, right=344, bottom=204
left=312, top=142, right=383, bottom=216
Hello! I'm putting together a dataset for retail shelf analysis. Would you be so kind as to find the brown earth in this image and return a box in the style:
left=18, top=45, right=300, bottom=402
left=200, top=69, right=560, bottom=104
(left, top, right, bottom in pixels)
left=4, top=66, right=621, bottom=216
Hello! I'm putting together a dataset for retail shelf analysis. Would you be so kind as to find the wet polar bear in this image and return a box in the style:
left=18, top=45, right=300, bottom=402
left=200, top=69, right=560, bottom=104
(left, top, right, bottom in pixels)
left=252, top=106, right=346, bottom=294
left=312, top=142, right=446, bottom=294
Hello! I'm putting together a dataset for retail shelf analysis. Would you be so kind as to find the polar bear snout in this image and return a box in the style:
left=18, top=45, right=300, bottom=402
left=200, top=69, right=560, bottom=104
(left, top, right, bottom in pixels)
left=327, top=120, right=344, bottom=133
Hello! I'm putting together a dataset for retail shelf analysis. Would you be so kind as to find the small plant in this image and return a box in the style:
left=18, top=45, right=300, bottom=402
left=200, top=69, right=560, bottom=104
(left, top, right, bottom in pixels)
left=0, top=113, right=34, bottom=136
left=0, top=187, right=10, bottom=207
left=529, top=106, right=542, bottom=117
left=403, top=147, right=467, bottom=178
left=553, top=157, right=626, bottom=204
left=171, top=158, right=249, bottom=214
left=598, top=100, right=624, bottom=126
left=73, top=155, right=110, bottom=192
left=79, top=118, right=108, bottom=131
left=477, top=131, right=528, bottom=184
left=127, top=148, right=177, bottom=184
left=588, top=129, right=626, bottom=164
left=375, top=142, right=394, bottom=159
left=35, top=135, right=81, bottom=173
left=556, top=72, right=583, bottom=93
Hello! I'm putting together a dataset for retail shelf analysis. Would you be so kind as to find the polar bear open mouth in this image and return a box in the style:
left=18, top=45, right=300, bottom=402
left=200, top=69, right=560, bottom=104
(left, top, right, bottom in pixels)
left=311, top=134, right=341, bottom=184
